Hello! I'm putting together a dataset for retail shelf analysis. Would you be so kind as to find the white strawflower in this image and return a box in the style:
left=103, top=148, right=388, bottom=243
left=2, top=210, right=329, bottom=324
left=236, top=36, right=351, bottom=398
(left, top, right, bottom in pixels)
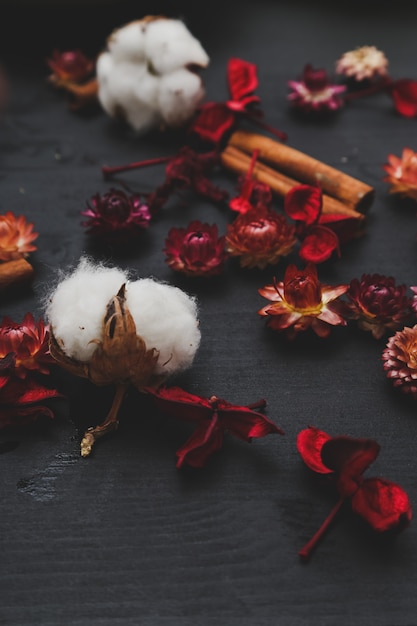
left=336, top=46, right=388, bottom=81
left=97, top=16, right=209, bottom=132
left=46, top=258, right=200, bottom=377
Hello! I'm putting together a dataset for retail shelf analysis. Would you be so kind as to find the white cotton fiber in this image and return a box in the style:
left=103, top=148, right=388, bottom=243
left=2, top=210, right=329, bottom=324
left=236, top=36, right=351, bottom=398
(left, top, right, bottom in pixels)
left=96, top=16, right=209, bottom=133
left=46, top=259, right=201, bottom=378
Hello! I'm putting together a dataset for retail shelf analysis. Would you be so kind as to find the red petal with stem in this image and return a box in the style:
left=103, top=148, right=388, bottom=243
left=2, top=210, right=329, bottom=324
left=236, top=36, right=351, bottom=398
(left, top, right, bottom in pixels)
left=321, top=436, right=380, bottom=497
left=284, top=185, right=322, bottom=226
left=299, top=225, right=340, bottom=264
left=216, top=400, right=284, bottom=440
left=390, top=79, right=417, bottom=118
left=227, top=58, right=258, bottom=101
left=296, top=427, right=333, bottom=474
left=146, top=386, right=213, bottom=423
left=176, top=415, right=224, bottom=468
left=352, top=478, right=412, bottom=532
left=191, top=103, right=235, bottom=144
left=319, top=213, right=363, bottom=244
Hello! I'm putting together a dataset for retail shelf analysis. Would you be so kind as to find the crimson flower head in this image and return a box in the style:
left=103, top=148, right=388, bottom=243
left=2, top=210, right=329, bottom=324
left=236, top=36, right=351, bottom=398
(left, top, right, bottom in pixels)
left=146, top=386, right=283, bottom=468
left=390, top=79, right=417, bottom=118
left=82, top=188, right=151, bottom=237
left=0, top=212, right=38, bottom=262
left=347, top=274, right=411, bottom=339
left=288, top=64, right=346, bottom=114
left=47, top=49, right=95, bottom=84
left=226, top=207, right=296, bottom=269
left=382, top=324, right=417, bottom=398
left=383, top=148, right=417, bottom=201
left=258, top=264, right=348, bottom=339
left=164, top=221, right=227, bottom=277
left=0, top=313, right=52, bottom=378
left=297, top=426, right=412, bottom=561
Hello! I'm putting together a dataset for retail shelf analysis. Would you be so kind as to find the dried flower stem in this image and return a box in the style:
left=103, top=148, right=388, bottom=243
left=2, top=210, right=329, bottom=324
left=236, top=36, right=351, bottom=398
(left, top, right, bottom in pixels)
left=80, top=383, right=128, bottom=457
left=102, top=156, right=171, bottom=180
left=298, top=497, right=345, bottom=562
left=221, top=145, right=364, bottom=219
left=0, top=258, right=34, bottom=290
left=228, top=130, right=375, bottom=212
left=344, top=76, right=393, bottom=103
left=59, top=78, right=99, bottom=111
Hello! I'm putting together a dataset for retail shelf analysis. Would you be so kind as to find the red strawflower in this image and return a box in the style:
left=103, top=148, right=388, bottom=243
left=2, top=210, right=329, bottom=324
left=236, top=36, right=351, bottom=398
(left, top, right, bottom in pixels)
left=347, top=274, right=411, bottom=339
left=383, top=148, right=417, bottom=201
left=390, top=79, right=417, bottom=118
left=0, top=313, right=52, bottom=378
left=297, top=426, right=412, bottom=561
left=288, top=64, right=346, bottom=114
left=411, top=286, right=417, bottom=314
left=82, top=188, right=151, bottom=237
left=190, top=58, right=287, bottom=145
left=226, top=207, right=296, bottom=269
left=47, top=49, right=95, bottom=84
left=164, top=221, right=227, bottom=277
left=0, top=212, right=38, bottom=262
left=146, top=386, right=283, bottom=468
left=382, top=325, right=417, bottom=397
left=258, top=264, right=348, bottom=339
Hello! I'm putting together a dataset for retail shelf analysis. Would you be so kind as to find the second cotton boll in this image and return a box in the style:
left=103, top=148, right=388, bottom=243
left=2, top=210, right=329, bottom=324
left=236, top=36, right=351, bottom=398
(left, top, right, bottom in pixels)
left=46, top=258, right=201, bottom=381
left=96, top=17, right=210, bottom=132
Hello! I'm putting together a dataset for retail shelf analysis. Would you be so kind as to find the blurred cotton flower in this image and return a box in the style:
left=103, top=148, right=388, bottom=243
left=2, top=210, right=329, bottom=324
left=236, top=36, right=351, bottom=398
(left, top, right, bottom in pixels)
left=383, top=148, right=417, bottom=200
left=97, top=17, right=209, bottom=132
left=164, top=221, right=227, bottom=277
left=336, top=46, right=388, bottom=81
left=288, top=64, right=346, bottom=114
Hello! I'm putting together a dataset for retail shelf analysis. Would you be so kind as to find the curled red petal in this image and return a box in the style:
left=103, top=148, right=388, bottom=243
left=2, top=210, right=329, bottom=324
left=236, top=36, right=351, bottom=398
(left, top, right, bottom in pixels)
left=217, top=402, right=284, bottom=440
left=0, top=376, right=62, bottom=405
left=191, top=103, right=236, bottom=144
left=176, top=415, right=224, bottom=468
left=227, top=58, right=258, bottom=101
left=352, top=478, right=412, bottom=532
left=390, top=79, right=417, bottom=118
left=284, top=185, right=322, bottom=226
left=322, top=436, right=380, bottom=497
left=299, top=225, right=340, bottom=264
left=146, top=386, right=213, bottom=423
left=296, top=427, right=333, bottom=474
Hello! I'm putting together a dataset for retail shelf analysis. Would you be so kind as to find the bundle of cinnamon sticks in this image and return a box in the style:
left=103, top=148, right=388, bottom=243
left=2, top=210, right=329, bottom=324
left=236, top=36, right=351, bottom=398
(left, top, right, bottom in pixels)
left=221, top=130, right=374, bottom=219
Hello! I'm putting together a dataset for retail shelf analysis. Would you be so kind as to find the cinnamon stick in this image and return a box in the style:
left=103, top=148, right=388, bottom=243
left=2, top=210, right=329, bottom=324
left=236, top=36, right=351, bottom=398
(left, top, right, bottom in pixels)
left=228, top=130, right=375, bottom=212
left=0, top=258, right=34, bottom=290
left=221, top=145, right=364, bottom=220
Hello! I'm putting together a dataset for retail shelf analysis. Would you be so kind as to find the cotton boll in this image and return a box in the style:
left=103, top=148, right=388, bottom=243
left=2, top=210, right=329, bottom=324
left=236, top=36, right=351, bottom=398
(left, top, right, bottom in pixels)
left=158, top=69, right=205, bottom=127
left=125, top=278, right=200, bottom=376
left=144, top=19, right=209, bottom=75
left=46, top=258, right=128, bottom=362
left=107, top=20, right=147, bottom=63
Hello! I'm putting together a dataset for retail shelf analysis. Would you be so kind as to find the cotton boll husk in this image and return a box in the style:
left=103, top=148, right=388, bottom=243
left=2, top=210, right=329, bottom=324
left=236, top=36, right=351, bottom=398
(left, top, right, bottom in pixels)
left=144, top=19, right=209, bottom=75
left=107, top=20, right=146, bottom=63
left=46, top=259, right=128, bottom=362
left=158, top=69, right=205, bottom=127
left=124, top=279, right=200, bottom=377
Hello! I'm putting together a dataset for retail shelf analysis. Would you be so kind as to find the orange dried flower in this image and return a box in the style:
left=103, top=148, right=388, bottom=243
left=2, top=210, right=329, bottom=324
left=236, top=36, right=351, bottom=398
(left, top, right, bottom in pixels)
left=226, top=207, right=296, bottom=269
left=0, top=212, right=38, bottom=261
left=258, top=263, right=348, bottom=339
left=383, top=148, right=417, bottom=201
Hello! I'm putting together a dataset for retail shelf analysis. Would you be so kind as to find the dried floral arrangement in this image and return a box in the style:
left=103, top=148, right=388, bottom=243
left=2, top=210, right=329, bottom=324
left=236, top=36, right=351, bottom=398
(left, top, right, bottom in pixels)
left=3, top=21, right=417, bottom=563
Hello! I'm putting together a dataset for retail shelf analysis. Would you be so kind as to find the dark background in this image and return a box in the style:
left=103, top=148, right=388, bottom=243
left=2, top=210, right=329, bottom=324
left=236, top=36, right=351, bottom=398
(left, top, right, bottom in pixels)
left=1, top=1, right=417, bottom=624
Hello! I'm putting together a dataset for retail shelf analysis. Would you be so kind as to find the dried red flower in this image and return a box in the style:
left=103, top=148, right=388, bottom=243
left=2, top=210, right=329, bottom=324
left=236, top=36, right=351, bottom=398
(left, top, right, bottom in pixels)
left=226, top=207, right=296, bottom=269
left=383, top=148, right=417, bottom=201
left=229, top=149, right=273, bottom=215
left=0, top=313, right=52, bottom=378
left=0, top=212, right=38, bottom=262
left=258, top=264, right=348, bottom=339
left=47, top=49, right=95, bottom=84
left=347, top=274, right=411, bottom=339
left=146, top=386, right=283, bottom=468
left=390, top=79, right=417, bottom=118
left=382, top=324, right=417, bottom=397
left=81, top=188, right=151, bottom=237
left=297, top=426, right=412, bottom=561
left=284, top=185, right=341, bottom=263
left=190, top=58, right=287, bottom=145
left=288, top=64, right=346, bottom=114
left=164, top=221, right=227, bottom=277
left=410, top=286, right=417, bottom=314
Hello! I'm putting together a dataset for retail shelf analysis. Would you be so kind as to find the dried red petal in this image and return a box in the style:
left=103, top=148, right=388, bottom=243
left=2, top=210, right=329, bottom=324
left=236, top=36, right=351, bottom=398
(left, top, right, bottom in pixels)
left=215, top=398, right=284, bottom=439
left=191, top=102, right=235, bottom=144
left=298, top=225, right=340, bottom=264
left=176, top=416, right=224, bottom=468
left=352, top=478, right=412, bottom=532
left=296, top=427, right=333, bottom=474
left=227, top=58, right=259, bottom=102
left=0, top=376, right=61, bottom=429
left=390, top=79, right=417, bottom=118
left=146, top=386, right=212, bottom=423
left=284, top=185, right=322, bottom=226
left=321, top=436, right=380, bottom=497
